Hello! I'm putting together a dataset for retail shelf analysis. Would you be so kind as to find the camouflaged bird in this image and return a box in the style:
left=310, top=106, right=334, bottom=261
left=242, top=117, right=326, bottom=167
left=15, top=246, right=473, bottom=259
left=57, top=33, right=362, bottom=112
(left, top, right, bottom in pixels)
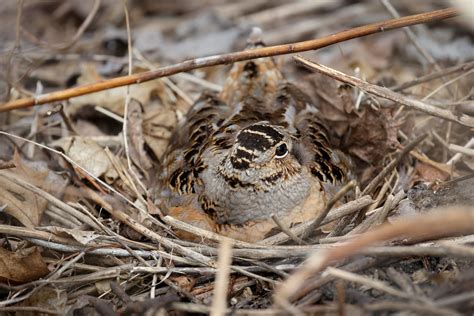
left=160, top=29, right=351, bottom=242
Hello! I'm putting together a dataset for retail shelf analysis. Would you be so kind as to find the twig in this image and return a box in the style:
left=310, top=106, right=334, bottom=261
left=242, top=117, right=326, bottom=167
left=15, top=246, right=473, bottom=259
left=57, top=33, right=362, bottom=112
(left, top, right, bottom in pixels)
left=122, top=0, right=133, bottom=172
left=4, top=0, right=24, bottom=102
left=391, top=61, right=474, bottom=91
left=364, top=171, right=396, bottom=216
left=26, top=238, right=194, bottom=265
left=230, top=266, right=276, bottom=284
left=0, top=251, right=85, bottom=307
left=0, top=307, right=60, bottom=315
left=0, top=7, right=459, bottom=112
left=263, top=3, right=370, bottom=45
left=422, top=69, right=474, bottom=101
left=103, top=204, right=214, bottom=266
left=94, top=106, right=124, bottom=122
left=0, top=224, right=80, bottom=245
left=435, top=290, right=474, bottom=307
left=335, top=280, right=346, bottom=316
left=381, top=0, right=455, bottom=97
left=275, top=206, right=474, bottom=304
left=211, top=239, right=233, bottom=316
left=260, top=195, right=374, bottom=245
left=365, top=301, right=459, bottom=316
left=110, top=282, right=133, bottom=304
left=324, top=267, right=429, bottom=302
left=410, top=150, right=452, bottom=174
left=163, top=215, right=268, bottom=249
left=291, top=257, right=390, bottom=306
left=21, top=0, right=100, bottom=51
left=449, top=143, right=474, bottom=156
left=0, top=172, right=100, bottom=230
left=349, top=192, right=405, bottom=235
left=271, top=214, right=307, bottom=245
left=294, top=56, right=474, bottom=127
left=171, top=302, right=339, bottom=315
left=303, top=180, right=356, bottom=240
left=132, top=264, right=296, bottom=275
left=386, top=267, right=417, bottom=296
left=362, top=134, right=427, bottom=196
left=240, top=0, right=339, bottom=25
left=447, top=137, right=474, bottom=164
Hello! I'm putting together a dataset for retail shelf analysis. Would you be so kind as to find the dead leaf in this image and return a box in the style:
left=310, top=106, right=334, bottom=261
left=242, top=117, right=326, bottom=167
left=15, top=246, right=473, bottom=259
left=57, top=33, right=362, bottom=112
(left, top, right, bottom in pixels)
left=412, top=269, right=429, bottom=284
left=42, top=226, right=99, bottom=245
left=346, top=107, right=400, bottom=165
left=170, top=275, right=195, bottom=292
left=51, top=136, right=119, bottom=181
left=0, top=246, right=50, bottom=283
left=95, top=280, right=112, bottom=294
left=297, top=72, right=357, bottom=138
left=0, top=151, right=67, bottom=227
left=143, top=103, right=177, bottom=159
left=415, top=162, right=450, bottom=182
left=68, top=63, right=165, bottom=115
left=0, top=176, right=46, bottom=227
left=408, top=177, right=474, bottom=210
left=19, top=286, right=67, bottom=315
left=30, top=60, right=81, bottom=87
left=126, top=99, right=153, bottom=171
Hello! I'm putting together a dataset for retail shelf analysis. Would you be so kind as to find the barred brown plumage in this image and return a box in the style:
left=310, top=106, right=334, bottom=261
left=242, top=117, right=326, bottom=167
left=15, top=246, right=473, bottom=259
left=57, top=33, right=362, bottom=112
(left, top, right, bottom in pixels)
left=159, top=28, right=353, bottom=242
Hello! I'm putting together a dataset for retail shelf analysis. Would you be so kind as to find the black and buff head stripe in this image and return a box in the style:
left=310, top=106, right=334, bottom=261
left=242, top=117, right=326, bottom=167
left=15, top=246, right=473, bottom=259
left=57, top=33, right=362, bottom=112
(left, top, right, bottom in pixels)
left=230, top=156, right=250, bottom=170
left=236, top=124, right=284, bottom=152
left=231, top=147, right=255, bottom=168
left=230, top=144, right=259, bottom=170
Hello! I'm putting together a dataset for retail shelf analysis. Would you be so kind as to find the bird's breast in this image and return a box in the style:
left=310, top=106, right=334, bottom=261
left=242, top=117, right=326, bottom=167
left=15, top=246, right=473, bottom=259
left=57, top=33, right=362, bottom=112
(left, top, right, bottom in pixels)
left=201, top=162, right=314, bottom=224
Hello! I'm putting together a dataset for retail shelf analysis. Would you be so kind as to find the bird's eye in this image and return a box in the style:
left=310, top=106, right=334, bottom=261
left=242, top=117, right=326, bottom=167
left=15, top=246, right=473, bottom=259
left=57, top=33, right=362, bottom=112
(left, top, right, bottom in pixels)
left=275, top=143, right=288, bottom=159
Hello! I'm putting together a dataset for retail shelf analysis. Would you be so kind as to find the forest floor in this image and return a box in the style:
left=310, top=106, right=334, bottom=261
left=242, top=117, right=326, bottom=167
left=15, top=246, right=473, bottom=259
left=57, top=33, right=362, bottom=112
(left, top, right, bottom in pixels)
left=0, top=1, right=473, bottom=315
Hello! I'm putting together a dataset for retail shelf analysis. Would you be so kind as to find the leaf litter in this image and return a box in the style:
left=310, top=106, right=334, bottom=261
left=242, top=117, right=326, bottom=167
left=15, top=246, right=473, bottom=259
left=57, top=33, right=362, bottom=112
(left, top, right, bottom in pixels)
left=0, top=1, right=473, bottom=315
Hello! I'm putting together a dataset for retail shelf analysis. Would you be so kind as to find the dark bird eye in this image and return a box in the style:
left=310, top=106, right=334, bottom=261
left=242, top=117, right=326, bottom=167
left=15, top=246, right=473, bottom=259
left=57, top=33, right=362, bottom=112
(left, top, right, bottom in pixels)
left=275, top=143, right=288, bottom=158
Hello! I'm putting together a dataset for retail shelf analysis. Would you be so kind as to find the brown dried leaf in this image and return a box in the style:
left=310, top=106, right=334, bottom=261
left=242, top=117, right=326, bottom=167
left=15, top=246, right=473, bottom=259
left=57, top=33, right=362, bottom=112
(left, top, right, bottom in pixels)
left=0, top=246, right=49, bottom=283
left=171, top=275, right=195, bottom=292
left=408, top=177, right=474, bottom=210
left=68, top=63, right=165, bottom=115
left=30, top=60, right=82, bottom=87
left=415, top=162, right=450, bottom=182
left=143, top=104, right=177, bottom=159
left=20, top=286, right=67, bottom=315
left=0, top=176, right=46, bottom=227
left=42, top=226, right=99, bottom=245
left=297, top=72, right=357, bottom=138
left=0, top=152, right=61, bottom=227
left=95, top=280, right=112, bottom=294
left=51, top=136, right=119, bottom=181
left=345, top=107, right=399, bottom=165
left=126, top=99, right=153, bottom=171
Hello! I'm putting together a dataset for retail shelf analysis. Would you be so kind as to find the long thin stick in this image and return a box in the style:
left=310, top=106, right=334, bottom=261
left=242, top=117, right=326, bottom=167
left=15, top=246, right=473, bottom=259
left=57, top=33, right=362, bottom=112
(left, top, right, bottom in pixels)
left=275, top=206, right=474, bottom=304
left=211, top=239, right=233, bottom=316
left=294, top=56, right=474, bottom=128
left=0, top=7, right=458, bottom=112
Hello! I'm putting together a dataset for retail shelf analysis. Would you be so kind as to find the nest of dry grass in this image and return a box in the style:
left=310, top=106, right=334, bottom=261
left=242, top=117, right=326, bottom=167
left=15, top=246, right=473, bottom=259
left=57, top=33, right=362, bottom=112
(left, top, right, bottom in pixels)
left=0, top=1, right=473, bottom=315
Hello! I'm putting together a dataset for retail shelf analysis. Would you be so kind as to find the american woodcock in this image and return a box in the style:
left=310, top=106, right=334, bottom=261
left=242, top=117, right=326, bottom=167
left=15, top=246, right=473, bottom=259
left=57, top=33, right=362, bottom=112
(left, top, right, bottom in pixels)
left=160, top=29, right=352, bottom=242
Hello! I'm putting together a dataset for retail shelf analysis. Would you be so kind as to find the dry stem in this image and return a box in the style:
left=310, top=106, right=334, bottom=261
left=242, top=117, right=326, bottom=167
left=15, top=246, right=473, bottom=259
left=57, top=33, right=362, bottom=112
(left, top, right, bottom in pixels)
left=0, top=7, right=458, bottom=112
left=275, top=206, right=474, bottom=304
left=294, top=56, right=474, bottom=127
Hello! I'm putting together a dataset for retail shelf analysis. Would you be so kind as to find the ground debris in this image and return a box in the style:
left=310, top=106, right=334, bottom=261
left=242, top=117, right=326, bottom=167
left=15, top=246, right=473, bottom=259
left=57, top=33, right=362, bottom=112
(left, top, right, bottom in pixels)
left=0, top=1, right=473, bottom=315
